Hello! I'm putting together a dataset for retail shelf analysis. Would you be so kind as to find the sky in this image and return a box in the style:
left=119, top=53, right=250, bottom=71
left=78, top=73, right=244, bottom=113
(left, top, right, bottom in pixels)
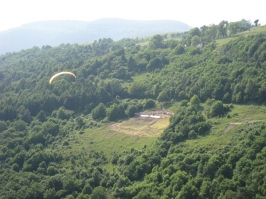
left=0, top=0, right=265, bottom=32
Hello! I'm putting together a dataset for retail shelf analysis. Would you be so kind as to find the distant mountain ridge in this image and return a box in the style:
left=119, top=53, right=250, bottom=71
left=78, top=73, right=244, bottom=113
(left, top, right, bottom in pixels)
left=0, top=18, right=191, bottom=55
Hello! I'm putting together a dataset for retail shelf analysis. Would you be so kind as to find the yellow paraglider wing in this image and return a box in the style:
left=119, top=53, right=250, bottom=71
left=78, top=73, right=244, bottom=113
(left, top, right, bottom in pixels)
left=49, top=72, right=76, bottom=84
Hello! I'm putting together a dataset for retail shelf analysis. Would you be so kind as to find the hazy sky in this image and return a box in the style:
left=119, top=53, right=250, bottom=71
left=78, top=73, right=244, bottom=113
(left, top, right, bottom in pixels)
left=1, top=0, right=265, bottom=32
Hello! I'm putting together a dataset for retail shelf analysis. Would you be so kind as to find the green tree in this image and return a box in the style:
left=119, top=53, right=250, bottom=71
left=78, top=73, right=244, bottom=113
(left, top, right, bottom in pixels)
left=57, top=107, right=69, bottom=120
left=24, top=182, right=44, bottom=199
left=47, top=166, right=58, bottom=176
left=173, top=45, right=185, bottom=55
left=63, top=177, right=79, bottom=195
left=36, top=110, right=47, bottom=122
left=129, top=82, right=147, bottom=98
left=203, top=154, right=223, bottom=178
left=0, top=105, right=17, bottom=121
left=133, top=189, right=154, bottom=199
left=18, top=106, right=32, bottom=123
left=0, top=121, right=8, bottom=133
left=180, top=100, right=188, bottom=107
left=244, top=79, right=257, bottom=101
left=146, top=58, right=162, bottom=71
left=170, top=170, right=189, bottom=192
left=218, top=20, right=228, bottom=38
left=106, top=104, right=126, bottom=121
left=189, top=47, right=201, bottom=55
left=200, top=180, right=212, bottom=198
left=92, top=103, right=106, bottom=120
left=227, top=22, right=239, bottom=36
left=144, top=99, right=156, bottom=109
left=157, top=90, right=169, bottom=102
left=127, top=56, right=137, bottom=72
left=41, top=122, right=59, bottom=136
left=43, top=188, right=56, bottom=199
left=90, top=186, right=107, bottom=199
left=204, top=24, right=218, bottom=41
left=76, top=116, right=85, bottom=127
left=149, top=34, right=165, bottom=49
left=188, top=130, right=197, bottom=139
left=190, top=94, right=201, bottom=109
left=125, top=105, right=137, bottom=117
left=176, top=182, right=199, bottom=199
left=28, top=132, right=45, bottom=145
left=82, top=184, right=92, bottom=195
left=191, top=36, right=201, bottom=47
left=76, top=193, right=89, bottom=199
left=96, top=86, right=112, bottom=103
left=217, top=164, right=233, bottom=179
left=11, top=120, right=27, bottom=131
left=208, top=100, right=225, bottom=118
left=111, top=79, right=123, bottom=96
left=167, top=39, right=179, bottom=49
left=189, top=27, right=201, bottom=37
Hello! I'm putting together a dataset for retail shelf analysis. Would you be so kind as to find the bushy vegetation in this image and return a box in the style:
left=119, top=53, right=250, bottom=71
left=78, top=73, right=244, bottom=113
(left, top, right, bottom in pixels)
left=0, top=19, right=266, bottom=198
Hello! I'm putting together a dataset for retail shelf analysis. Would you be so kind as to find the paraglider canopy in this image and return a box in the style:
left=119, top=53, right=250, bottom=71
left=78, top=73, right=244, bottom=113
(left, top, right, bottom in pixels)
left=49, top=71, right=76, bottom=84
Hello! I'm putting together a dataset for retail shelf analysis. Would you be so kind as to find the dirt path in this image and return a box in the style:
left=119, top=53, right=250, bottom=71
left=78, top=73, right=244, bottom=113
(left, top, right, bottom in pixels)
left=224, top=122, right=242, bottom=133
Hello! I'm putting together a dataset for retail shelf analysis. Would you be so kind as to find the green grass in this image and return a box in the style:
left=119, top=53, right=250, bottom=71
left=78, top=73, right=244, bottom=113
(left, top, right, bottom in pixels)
left=121, top=72, right=158, bottom=89
left=216, top=37, right=236, bottom=46
left=56, top=118, right=163, bottom=171
left=131, top=73, right=158, bottom=84
left=51, top=103, right=266, bottom=171
left=237, top=25, right=266, bottom=36
left=151, top=117, right=170, bottom=129
left=185, top=104, right=266, bottom=151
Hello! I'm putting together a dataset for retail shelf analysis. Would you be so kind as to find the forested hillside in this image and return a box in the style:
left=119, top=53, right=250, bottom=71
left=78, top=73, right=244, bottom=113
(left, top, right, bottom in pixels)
left=0, top=18, right=190, bottom=55
left=1, top=19, right=266, bottom=199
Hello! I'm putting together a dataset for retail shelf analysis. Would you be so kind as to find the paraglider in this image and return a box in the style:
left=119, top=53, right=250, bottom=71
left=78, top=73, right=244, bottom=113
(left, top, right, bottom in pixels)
left=49, top=72, right=76, bottom=84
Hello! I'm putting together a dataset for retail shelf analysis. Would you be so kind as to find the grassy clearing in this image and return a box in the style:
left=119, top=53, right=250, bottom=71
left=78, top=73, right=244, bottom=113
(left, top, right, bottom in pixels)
left=131, top=73, right=157, bottom=83
left=216, top=37, right=235, bottom=46
left=57, top=117, right=166, bottom=171
left=121, top=73, right=155, bottom=88
left=185, top=104, right=266, bottom=151
left=53, top=103, right=266, bottom=171
left=151, top=117, right=170, bottom=129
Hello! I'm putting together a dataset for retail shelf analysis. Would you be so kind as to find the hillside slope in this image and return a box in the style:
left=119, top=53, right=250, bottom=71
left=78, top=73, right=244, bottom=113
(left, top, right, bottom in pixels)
left=1, top=21, right=266, bottom=199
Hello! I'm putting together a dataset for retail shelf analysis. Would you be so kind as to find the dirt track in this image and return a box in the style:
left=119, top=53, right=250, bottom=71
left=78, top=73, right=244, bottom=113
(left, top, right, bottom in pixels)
left=223, top=122, right=242, bottom=135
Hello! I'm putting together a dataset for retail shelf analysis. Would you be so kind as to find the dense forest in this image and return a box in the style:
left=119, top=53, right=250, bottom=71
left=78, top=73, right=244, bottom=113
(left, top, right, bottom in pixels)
left=1, top=19, right=266, bottom=198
